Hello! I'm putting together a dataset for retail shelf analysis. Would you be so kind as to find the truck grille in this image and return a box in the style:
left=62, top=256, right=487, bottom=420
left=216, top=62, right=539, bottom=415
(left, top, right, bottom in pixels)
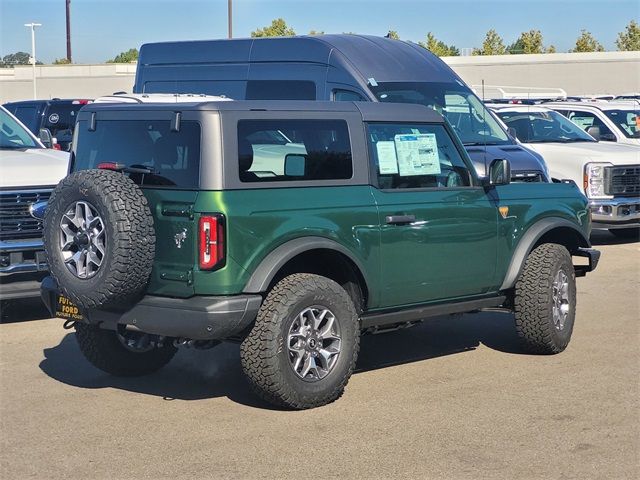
left=0, top=189, right=52, bottom=241
left=606, top=166, right=640, bottom=196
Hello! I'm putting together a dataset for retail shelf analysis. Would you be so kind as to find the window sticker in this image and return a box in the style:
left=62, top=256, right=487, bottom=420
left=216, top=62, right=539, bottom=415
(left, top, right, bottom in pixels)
left=394, top=134, right=441, bottom=176
left=570, top=115, right=594, bottom=129
left=376, top=141, right=399, bottom=174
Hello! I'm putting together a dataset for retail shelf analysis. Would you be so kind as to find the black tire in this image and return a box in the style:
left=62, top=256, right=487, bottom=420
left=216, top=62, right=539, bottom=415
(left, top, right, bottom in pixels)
left=240, top=273, right=360, bottom=409
left=43, top=169, right=155, bottom=309
left=514, top=243, right=576, bottom=354
left=75, top=323, right=177, bottom=376
left=609, top=228, right=640, bottom=240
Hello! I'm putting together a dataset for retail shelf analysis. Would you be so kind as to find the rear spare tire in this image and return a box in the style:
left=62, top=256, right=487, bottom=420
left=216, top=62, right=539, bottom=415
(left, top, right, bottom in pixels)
left=43, top=169, right=155, bottom=309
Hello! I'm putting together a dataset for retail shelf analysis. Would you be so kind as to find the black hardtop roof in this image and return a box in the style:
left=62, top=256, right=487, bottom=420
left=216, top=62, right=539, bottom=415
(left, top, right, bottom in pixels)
left=79, top=100, right=445, bottom=123
left=138, top=34, right=457, bottom=84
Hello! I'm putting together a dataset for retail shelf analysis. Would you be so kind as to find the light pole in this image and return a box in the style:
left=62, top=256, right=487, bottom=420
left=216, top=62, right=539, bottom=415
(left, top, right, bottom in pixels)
left=228, top=0, right=232, bottom=39
left=24, top=22, right=42, bottom=99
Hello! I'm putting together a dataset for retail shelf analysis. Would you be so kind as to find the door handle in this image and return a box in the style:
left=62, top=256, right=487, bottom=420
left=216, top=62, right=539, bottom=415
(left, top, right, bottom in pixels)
left=385, top=214, right=416, bottom=225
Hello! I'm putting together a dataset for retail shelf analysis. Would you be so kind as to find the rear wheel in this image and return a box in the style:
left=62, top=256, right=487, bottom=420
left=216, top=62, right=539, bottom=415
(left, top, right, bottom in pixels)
left=75, top=323, right=177, bottom=376
left=240, top=273, right=359, bottom=409
left=514, top=243, right=576, bottom=354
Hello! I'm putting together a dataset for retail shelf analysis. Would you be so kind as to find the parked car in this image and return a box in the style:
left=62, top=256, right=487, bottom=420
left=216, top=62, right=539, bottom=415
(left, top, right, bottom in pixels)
left=3, top=98, right=92, bottom=151
left=0, top=106, right=69, bottom=299
left=132, top=35, right=550, bottom=182
left=544, top=101, right=640, bottom=147
left=492, top=105, right=640, bottom=238
left=40, top=98, right=599, bottom=409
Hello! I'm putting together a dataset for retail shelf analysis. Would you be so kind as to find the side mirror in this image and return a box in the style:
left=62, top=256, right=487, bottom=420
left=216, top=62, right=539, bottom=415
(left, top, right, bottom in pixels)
left=284, top=153, right=306, bottom=177
left=484, top=158, right=511, bottom=186
left=39, top=128, right=53, bottom=148
left=586, top=126, right=601, bottom=141
left=507, top=127, right=518, bottom=140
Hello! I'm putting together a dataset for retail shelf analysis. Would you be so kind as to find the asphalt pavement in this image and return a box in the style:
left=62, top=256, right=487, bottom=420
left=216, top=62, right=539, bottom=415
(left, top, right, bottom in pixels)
left=1, top=231, right=638, bottom=479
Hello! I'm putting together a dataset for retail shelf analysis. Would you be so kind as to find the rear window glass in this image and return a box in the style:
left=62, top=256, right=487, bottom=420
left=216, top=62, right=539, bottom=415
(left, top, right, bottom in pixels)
left=44, top=104, right=83, bottom=139
left=238, top=119, right=352, bottom=182
left=8, top=106, right=40, bottom=133
left=73, top=120, right=201, bottom=188
left=246, top=80, right=316, bottom=100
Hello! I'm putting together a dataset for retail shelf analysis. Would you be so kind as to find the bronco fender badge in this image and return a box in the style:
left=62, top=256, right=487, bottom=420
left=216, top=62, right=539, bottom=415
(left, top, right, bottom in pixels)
left=174, top=228, right=187, bottom=249
left=499, top=206, right=509, bottom=219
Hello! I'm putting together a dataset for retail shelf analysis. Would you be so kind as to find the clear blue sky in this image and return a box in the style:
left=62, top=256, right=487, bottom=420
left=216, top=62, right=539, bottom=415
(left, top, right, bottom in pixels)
left=1, top=0, right=638, bottom=63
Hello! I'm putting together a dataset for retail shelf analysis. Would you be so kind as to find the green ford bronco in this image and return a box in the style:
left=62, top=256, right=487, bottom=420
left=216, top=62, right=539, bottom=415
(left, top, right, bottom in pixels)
left=40, top=98, right=600, bottom=409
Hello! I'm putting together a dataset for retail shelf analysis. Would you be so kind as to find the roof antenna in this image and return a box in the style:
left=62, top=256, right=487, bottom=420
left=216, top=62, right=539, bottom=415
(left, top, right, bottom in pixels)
left=482, top=79, right=488, bottom=178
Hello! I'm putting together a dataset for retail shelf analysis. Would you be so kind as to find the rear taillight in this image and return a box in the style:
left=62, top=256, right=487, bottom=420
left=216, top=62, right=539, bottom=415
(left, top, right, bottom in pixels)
left=52, top=143, right=62, bottom=151
left=199, top=214, right=225, bottom=270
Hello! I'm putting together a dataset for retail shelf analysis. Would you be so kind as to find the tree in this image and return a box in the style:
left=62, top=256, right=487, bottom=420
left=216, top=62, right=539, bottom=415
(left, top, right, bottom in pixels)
left=616, top=20, right=640, bottom=51
left=418, top=32, right=459, bottom=56
left=386, top=30, right=400, bottom=40
left=546, top=45, right=557, bottom=53
left=107, top=48, right=139, bottom=63
left=571, top=30, right=604, bottom=52
left=472, top=29, right=506, bottom=55
left=507, top=30, right=545, bottom=54
left=0, top=51, right=41, bottom=67
left=308, top=30, right=324, bottom=36
left=251, top=18, right=295, bottom=38
left=53, top=57, right=71, bottom=65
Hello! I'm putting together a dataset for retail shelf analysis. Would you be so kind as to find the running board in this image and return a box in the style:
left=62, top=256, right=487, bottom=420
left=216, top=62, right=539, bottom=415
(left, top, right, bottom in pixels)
left=360, top=296, right=507, bottom=329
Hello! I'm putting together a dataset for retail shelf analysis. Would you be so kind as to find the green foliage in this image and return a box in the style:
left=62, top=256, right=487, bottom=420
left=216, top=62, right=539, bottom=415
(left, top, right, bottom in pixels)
left=251, top=18, right=296, bottom=38
left=308, top=30, right=324, bottom=36
left=546, top=45, right=557, bottom=53
left=616, top=20, right=640, bottom=51
left=107, top=48, right=139, bottom=63
left=507, top=30, right=546, bottom=54
left=0, top=51, right=41, bottom=67
left=472, top=29, right=506, bottom=55
left=571, top=30, right=604, bottom=52
left=418, top=32, right=459, bottom=56
left=386, top=30, right=400, bottom=40
left=53, top=57, right=71, bottom=65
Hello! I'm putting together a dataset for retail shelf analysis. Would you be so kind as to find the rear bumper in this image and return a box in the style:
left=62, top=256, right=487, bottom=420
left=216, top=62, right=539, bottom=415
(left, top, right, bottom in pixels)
left=40, top=277, right=263, bottom=340
left=589, top=197, right=640, bottom=229
left=574, top=248, right=601, bottom=277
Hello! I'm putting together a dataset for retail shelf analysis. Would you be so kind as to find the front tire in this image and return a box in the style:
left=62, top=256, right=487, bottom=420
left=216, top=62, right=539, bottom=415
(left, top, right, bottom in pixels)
left=75, top=323, right=177, bottom=376
left=514, top=243, right=576, bottom=354
left=240, top=273, right=360, bottom=409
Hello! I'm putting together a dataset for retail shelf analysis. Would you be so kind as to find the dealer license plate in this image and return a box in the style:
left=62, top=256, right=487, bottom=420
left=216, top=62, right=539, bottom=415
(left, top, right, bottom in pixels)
left=55, top=295, right=84, bottom=321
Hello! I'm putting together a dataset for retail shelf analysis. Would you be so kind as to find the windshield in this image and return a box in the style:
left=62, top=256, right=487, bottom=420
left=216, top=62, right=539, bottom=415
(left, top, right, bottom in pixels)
left=0, top=108, right=40, bottom=149
left=495, top=109, right=596, bottom=143
left=604, top=109, right=640, bottom=138
left=370, top=81, right=510, bottom=146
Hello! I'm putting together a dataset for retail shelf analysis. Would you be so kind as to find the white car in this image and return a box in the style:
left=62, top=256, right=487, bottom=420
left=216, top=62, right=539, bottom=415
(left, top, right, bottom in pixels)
left=492, top=105, right=640, bottom=238
left=0, top=105, right=70, bottom=298
left=544, top=101, right=640, bottom=147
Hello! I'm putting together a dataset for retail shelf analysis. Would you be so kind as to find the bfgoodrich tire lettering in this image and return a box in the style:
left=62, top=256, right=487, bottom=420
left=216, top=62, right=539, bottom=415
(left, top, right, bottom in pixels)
left=240, top=273, right=360, bottom=409
left=514, top=243, right=576, bottom=354
left=43, top=169, right=155, bottom=309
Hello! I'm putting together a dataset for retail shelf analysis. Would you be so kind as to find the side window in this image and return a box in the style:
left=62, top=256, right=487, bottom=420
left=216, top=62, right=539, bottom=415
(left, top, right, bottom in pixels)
left=333, top=90, right=366, bottom=102
left=367, top=123, right=471, bottom=189
left=237, top=119, right=352, bottom=182
left=245, top=80, right=316, bottom=100
left=567, top=110, right=614, bottom=136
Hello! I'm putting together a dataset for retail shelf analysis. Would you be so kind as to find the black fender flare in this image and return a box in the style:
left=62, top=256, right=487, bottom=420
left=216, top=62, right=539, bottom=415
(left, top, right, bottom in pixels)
left=500, top=218, right=590, bottom=290
left=243, top=236, right=370, bottom=294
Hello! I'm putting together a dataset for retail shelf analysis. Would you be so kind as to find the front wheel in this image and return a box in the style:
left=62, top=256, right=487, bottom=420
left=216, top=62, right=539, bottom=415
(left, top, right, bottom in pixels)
left=75, top=323, right=177, bottom=376
left=240, top=273, right=360, bottom=409
left=513, top=243, right=577, bottom=354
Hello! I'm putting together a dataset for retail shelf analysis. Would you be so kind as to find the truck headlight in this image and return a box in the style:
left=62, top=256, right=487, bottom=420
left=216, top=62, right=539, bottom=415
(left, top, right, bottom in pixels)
left=583, top=162, right=613, bottom=199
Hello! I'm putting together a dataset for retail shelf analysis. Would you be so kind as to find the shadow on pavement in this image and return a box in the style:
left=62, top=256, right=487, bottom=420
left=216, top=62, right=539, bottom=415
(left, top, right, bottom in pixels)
left=590, top=229, right=639, bottom=246
left=1, top=298, right=51, bottom=324
left=39, top=310, right=525, bottom=409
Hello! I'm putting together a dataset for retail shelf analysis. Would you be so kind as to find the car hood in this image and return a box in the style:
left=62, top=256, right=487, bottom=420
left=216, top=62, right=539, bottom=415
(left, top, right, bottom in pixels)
left=464, top=144, right=549, bottom=179
left=521, top=141, right=640, bottom=186
left=0, top=148, right=69, bottom=188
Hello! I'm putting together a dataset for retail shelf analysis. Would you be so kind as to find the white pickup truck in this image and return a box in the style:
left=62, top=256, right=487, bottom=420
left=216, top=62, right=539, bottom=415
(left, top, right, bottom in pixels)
left=491, top=105, right=640, bottom=239
left=0, top=105, right=69, bottom=299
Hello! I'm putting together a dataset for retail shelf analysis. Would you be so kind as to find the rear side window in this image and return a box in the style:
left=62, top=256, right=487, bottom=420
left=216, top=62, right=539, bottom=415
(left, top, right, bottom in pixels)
left=367, top=123, right=471, bottom=189
left=237, top=119, right=352, bottom=182
left=73, top=120, right=201, bottom=188
left=246, top=81, right=316, bottom=100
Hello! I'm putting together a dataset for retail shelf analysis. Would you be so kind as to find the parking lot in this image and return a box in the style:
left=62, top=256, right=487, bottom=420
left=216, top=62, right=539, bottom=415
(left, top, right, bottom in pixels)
left=0, top=230, right=636, bottom=479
